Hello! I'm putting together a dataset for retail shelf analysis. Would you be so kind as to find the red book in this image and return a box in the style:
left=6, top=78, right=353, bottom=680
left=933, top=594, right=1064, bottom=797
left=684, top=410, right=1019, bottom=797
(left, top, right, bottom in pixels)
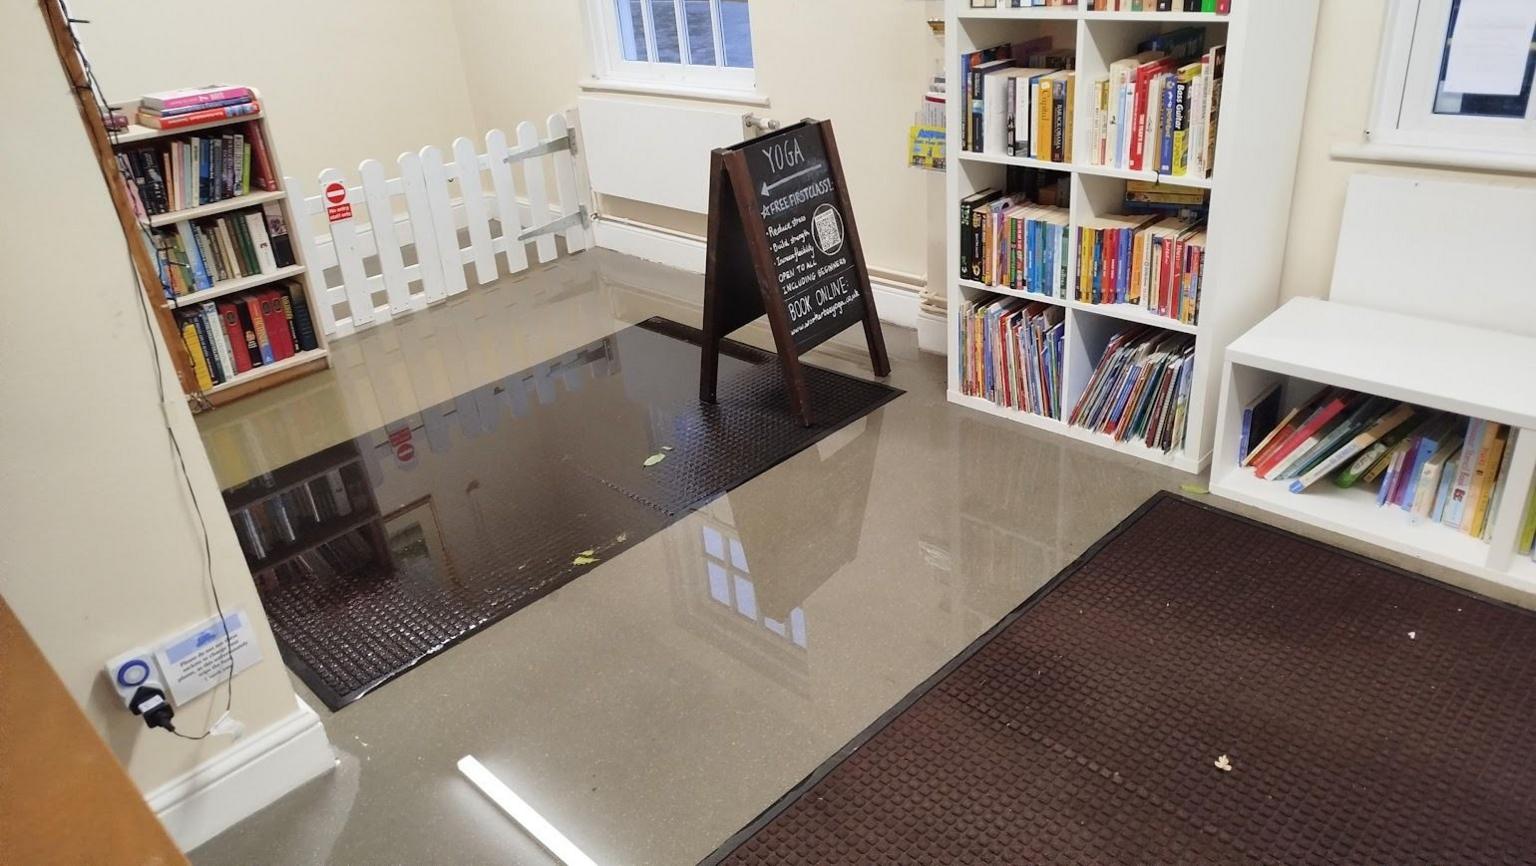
left=1217, top=0, right=1231, bottom=13
left=1130, top=59, right=1176, bottom=171
left=136, top=101, right=260, bottom=130
left=245, top=122, right=279, bottom=192
left=216, top=302, right=252, bottom=374
left=1255, top=391, right=1350, bottom=478
left=259, top=291, right=295, bottom=360
left=1158, top=236, right=1175, bottom=317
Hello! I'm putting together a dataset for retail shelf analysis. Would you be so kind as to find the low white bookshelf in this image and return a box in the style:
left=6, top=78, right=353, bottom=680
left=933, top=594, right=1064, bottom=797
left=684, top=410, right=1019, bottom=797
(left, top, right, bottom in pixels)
left=943, top=0, right=1320, bottom=472
left=1212, top=176, right=1536, bottom=594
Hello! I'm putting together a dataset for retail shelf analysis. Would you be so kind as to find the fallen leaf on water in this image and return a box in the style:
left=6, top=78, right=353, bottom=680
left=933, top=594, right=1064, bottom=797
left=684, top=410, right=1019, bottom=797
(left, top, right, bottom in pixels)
left=572, top=555, right=599, bottom=566
left=579, top=549, right=595, bottom=556
left=1180, top=483, right=1209, bottom=496
left=661, top=445, right=674, bottom=451
left=1214, top=754, right=1233, bottom=773
left=643, top=453, right=667, bottom=467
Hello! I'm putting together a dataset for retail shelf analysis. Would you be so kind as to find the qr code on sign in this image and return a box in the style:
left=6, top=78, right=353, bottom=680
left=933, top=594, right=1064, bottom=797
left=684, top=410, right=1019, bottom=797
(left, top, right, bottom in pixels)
left=812, top=204, right=844, bottom=255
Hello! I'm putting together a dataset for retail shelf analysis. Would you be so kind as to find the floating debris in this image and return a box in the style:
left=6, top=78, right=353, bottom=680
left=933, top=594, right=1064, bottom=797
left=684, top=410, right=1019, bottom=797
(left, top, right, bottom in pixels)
left=1180, top=483, right=1209, bottom=496
left=643, top=453, right=667, bottom=467
left=1214, top=754, right=1233, bottom=773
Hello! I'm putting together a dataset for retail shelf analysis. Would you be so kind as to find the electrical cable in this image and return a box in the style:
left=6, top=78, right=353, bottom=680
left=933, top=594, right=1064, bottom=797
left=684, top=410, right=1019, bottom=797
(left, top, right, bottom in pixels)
left=56, top=0, right=235, bottom=737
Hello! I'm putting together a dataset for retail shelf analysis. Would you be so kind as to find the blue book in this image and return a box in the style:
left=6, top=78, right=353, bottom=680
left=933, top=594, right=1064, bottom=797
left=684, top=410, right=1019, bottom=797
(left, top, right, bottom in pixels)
left=1159, top=75, right=1177, bottom=175
left=177, top=222, right=212, bottom=289
left=1431, top=455, right=1460, bottom=523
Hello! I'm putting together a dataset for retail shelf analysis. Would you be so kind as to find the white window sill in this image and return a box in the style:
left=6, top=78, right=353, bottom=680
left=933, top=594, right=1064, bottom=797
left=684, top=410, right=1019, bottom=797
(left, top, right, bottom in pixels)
left=578, top=78, right=770, bottom=107
left=1331, top=141, right=1536, bottom=176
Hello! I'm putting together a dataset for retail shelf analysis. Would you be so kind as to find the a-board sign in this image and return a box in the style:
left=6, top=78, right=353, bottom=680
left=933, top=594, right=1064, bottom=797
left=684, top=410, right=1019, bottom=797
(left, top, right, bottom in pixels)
left=700, top=119, right=889, bottom=426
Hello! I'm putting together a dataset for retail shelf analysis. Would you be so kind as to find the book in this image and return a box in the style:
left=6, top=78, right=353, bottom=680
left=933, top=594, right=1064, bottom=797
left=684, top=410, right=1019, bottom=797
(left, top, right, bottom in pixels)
left=260, top=201, right=296, bottom=268
left=259, top=290, right=296, bottom=360
left=137, top=101, right=260, bottom=130
left=180, top=321, right=215, bottom=390
left=1288, top=402, right=1416, bottom=492
left=1280, top=395, right=1394, bottom=481
left=245, top=122, right=278, bottom=192
left=140, top=85, right=256, bottom=112
left=244, top=295, right=275, bottom=364
left=234, top=302, right=263, bottom=368
left=1411, top=441, right=1462, bottom=518
left=140, top=95, right=253, bottom=119
left=1442, top=418, right=1487, bottom=528
left=1431, top=455, right=1461, bottom=524
left=1517, top=480, right=1536, bottom=555
left=1256, top=390, right=1350, bottom=479
left=287, top=285, right=321, bottom=353
left=1237, top=384, right=1282, bottom=465
left=217, top=303, right=253, bottom=375
left=1462, top=424, right=1509, bottom=536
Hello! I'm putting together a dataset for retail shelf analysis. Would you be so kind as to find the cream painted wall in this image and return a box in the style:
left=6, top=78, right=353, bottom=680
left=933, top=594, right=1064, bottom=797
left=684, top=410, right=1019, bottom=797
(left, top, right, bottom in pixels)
left=451, top=0, right=944, bottom=286
left=0, top=5, right=312, bottom=794
left=1280, top=0, right=1536, bottom=301
left=72, top=0, right=478, bottom=201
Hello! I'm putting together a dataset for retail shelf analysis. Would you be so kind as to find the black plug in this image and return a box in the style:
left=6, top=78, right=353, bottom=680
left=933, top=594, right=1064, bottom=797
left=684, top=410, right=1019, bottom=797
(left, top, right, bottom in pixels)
left=128, top=685, right=177, bottom=732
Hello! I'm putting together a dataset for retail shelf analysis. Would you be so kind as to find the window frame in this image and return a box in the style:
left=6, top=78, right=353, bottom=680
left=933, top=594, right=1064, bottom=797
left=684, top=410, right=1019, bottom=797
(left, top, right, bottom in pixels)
left=583, top=0, right=757, bottom=97
left=1365, top=0, right=1536, bottom=161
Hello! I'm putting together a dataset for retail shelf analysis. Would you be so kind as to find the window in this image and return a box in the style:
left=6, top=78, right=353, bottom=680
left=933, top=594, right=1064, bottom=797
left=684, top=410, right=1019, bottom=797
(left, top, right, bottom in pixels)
left=1366, top=0, right=1536, bottom=163
left=587, top=0, right=756, bottom=95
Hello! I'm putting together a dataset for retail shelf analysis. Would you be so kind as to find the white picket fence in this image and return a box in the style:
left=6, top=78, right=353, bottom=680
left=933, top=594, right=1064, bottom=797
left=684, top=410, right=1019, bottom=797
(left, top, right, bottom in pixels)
left=287, top=115, right=593, bottom=337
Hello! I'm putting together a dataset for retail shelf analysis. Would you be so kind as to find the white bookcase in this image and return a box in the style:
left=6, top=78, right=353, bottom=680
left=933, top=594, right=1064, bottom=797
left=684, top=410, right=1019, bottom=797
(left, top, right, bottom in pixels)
left=944, top=0, right=1320, bottom=472
left=1212, top=175, right=1536, bottom=594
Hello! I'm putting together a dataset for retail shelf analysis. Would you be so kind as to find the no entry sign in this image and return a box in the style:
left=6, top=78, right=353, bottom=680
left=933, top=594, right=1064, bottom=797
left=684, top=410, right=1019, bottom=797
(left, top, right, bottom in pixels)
left=324, top=180, right=353, bottom=222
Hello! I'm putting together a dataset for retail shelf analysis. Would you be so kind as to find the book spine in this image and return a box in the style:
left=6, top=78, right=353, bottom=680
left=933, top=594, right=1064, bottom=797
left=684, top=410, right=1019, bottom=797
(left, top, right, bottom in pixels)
left=245, top=122, right=279, bottom=192
left=180, top=321, right=215, bottom=390
left=138, top=101, right=260, bottom=130
left=287, top=286, right=320, bottom=352
left=1444, top=418, right=1485, bottom=527
left=147, top=95, right=253, bottom=117
left=149, top=86, right=255, bottom=111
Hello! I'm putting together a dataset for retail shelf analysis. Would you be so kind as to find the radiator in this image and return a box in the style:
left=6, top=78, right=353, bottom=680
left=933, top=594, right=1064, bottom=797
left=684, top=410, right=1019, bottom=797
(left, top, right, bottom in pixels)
left=577, top=95, right=752, bottom=214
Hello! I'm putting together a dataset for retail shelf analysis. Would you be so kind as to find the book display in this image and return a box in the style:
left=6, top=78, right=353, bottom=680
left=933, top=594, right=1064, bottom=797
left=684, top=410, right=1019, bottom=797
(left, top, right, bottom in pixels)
left=109, top=86, right=328, bottom=408
left=945, top=0, right=1319, bottom=470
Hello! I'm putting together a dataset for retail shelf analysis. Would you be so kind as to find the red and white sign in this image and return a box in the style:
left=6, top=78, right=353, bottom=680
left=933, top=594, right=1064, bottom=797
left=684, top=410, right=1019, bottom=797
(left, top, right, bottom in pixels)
left=324, top=181, right=353, bottom=222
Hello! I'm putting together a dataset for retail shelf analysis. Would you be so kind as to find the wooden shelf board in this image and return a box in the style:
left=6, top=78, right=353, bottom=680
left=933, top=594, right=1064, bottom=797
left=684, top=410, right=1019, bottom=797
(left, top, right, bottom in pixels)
left=956, top=151, right=1215, bottom=189
left=111, top=112, right=266, bottom=146
left=949, top=389, right=1201, bottom=471
left=146, top=189, right=285, bottom=228
left=204, top=349, right=328, bottom=396
left=959, top=278, right=1199, bottom=334
left=1226, top=297, right=1536, bottom=431
left=168, top=265, right=306, bottom=308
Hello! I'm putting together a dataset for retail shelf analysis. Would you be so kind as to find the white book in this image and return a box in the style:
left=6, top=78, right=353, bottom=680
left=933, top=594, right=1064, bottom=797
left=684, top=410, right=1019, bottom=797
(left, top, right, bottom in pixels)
left=245, top=212, right=278, bottom=274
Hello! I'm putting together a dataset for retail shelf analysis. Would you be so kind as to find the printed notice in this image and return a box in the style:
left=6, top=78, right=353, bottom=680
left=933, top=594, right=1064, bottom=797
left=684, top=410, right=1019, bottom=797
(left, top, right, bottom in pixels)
left=1443, top=0, right=1536, bottom=96
left=153, top=609, right=262, bottom=705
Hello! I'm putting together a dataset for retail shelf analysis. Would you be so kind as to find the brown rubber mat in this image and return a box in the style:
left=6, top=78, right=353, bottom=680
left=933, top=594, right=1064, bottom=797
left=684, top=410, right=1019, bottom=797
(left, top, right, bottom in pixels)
left=704, top=493, right=1536, bottom=866
left=221, top=318, right=900, bottom=709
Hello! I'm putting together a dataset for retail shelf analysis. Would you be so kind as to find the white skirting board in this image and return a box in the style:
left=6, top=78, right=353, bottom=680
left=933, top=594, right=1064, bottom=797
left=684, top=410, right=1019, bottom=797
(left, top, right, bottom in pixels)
left=591, top=217, right=922, bottom=330
left=147, top=696, right=334, bottom=852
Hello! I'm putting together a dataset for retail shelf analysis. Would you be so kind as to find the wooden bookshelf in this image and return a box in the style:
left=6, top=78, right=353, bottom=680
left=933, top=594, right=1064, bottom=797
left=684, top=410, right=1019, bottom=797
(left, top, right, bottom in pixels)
left=944, top=1, right=1320, bottom=473
left=108, top=90, right=329, bottom=411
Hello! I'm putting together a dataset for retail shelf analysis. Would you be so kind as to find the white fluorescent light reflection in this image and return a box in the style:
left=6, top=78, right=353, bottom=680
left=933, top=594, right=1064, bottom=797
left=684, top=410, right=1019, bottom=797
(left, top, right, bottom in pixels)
left=457, top=755, right=600, bottom=866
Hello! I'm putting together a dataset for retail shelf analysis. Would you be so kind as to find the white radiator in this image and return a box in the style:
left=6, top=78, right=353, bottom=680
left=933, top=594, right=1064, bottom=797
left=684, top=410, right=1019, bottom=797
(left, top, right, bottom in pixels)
left=577, top=95, right=751, bottom=214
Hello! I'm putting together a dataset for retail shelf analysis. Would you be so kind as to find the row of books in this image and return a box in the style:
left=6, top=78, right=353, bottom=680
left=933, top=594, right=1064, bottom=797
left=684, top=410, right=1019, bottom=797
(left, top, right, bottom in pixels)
left=969, top=1, right=1076, bottom=8
left=1237, top=387, right=1515, bottom=540
left=960, top=191, right=1071, bottom=298
left=959, top=296, right=1066, bottom=419
left=177, top=284, right=320, bottom=390
left=117, top=121, right=278, bottom=216
left=232, top=466, right=358, bottom=564
left=134, top=85, right=261, bottom=131
left=1087, top=30, right=1223, bottom=178
left=1084, top=1, right=1231, bottom=11
left=1069, top=327, right=1194, bottom=452
left=149, top=203, right=296, bottom=297
left=961, top=38, right=1075, bottom=155
left=258, top=529, right=380, bottom=585
left=1076, top=213, right=1206, bottom=323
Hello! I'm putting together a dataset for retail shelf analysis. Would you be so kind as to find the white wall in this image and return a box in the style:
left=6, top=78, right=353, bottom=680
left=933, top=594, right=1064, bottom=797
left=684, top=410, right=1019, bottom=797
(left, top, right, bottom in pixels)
left=0, top=4, right=313, bottom=796
left=451, top=0, right=944, bottom=288
left=73, top=0, right=479, bottom=198
left=1280, top=0, right=1536, bottom=301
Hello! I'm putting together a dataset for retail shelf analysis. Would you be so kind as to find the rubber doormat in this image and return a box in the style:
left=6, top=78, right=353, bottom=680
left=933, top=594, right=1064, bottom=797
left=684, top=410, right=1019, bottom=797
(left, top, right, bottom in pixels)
left=220, top=318, right=901, bottom=709
left=703, top=493, right=1536, bottom=866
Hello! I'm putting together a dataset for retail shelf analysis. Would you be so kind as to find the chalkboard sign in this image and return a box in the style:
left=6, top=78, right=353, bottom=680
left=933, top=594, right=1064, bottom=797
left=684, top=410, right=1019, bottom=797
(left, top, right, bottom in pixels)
left=699, top=119, right=889, bottom=426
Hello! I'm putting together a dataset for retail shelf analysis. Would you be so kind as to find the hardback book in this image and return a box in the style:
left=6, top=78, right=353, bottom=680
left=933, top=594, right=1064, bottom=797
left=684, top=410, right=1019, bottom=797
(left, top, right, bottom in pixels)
left=140, top=95, right=252, bottom=119
left=137, top=101, right=260, bottom=130
left=141, top=85, right=255, bottom=112
left=1442, top=418, right=1487, bottom=529
left=1237, top=384, right=1282, bottom=465
left=180, top=320, right=215, bottom=390
left=244, top=212, right=279, bottom=273
left=1255, top=389, right=1348, bottom=478
left=1462, top=424, right=1510, bottom=535
left=287, top=285, right=320, bottom=352
left=1411, top=441, right=1462, bottom=518
left=1431, top=455, right=1461, bottom=524
left=244, top=295, right=276, bottom=365
left=261, top=202, right=296, bottom=268
left=244, top=122, right=279, bottom=191
left=217, top=302, right=254, bottom=375
left=1516, top=480, right=1536, bottom=555
left=258, top=290, right=296, bottom=360
left=1289, top=402, right=1416, bottom=493
left=234, top=303, right=263, bottom=368
left=1280, top=395, right=1395, bottom=481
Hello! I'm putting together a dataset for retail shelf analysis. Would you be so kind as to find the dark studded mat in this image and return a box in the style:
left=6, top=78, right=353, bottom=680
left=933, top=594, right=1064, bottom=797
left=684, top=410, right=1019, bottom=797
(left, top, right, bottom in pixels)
left=220, top=318, right=900, bottom=709
left=704, top=494, right=1536, bottom=866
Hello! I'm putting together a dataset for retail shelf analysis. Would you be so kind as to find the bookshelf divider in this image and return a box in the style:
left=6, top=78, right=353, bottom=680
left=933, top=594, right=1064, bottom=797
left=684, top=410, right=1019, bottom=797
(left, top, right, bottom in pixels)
left=944, top=0, right=1320, bottom=472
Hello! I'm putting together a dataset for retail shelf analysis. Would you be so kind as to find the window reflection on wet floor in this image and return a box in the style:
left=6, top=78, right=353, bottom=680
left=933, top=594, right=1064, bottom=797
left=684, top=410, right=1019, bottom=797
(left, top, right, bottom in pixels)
left=192, top=249, right=1199, bottom=866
